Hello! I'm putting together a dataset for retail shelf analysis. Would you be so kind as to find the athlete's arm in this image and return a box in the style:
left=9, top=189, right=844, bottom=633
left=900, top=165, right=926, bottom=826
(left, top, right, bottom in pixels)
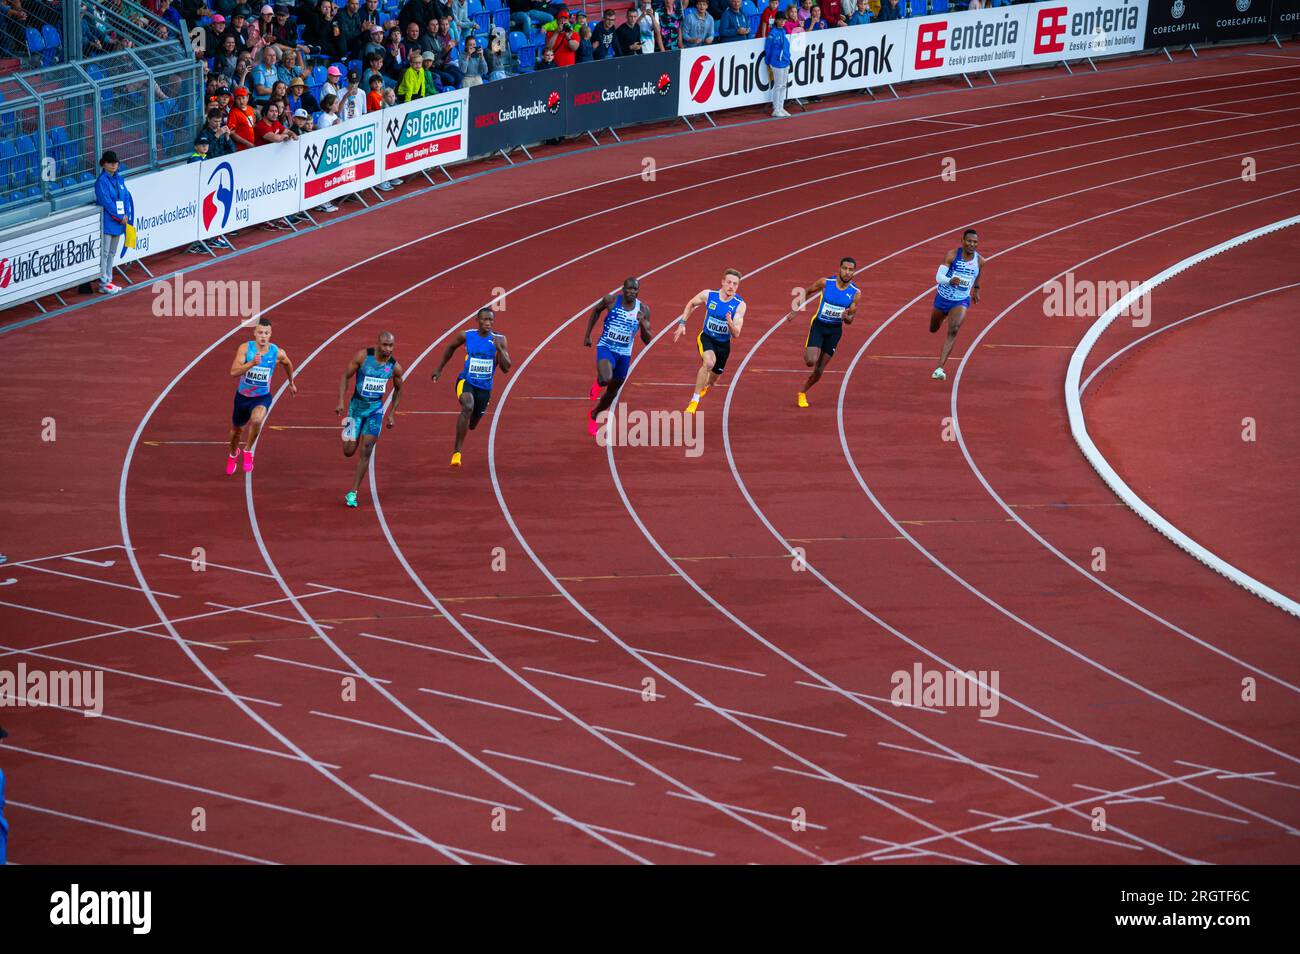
left=937, top=250, right=962, bottom=287
left=495, top=334, right=512, bottom=374
left=336, top=350, right=366, bottom=415
left=386, top=361, right=404, bottom=428
left=639, top=303, right=652, bottom=345
left=230, top=343, right=260, bottom=377
left=971, top=257, right=983, bottom=306
left=584, top=295, right=612, bottom=347
left=432, top=332, right=466, bottom=381
left=727, top=300, right=747, bottom=339
left=800, top=277, right=826, bottom=311
left=844, top=287, right=860, bottom=324
left=672, top=290, right=709, bottom=342
left=278, top=349, right=297, bottom=397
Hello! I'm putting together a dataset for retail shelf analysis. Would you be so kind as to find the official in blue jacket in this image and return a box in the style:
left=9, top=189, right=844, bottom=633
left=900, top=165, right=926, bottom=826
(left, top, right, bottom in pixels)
left=93, top=150, right=134, bottom=295
left=765, top=7, right=792, bottom=117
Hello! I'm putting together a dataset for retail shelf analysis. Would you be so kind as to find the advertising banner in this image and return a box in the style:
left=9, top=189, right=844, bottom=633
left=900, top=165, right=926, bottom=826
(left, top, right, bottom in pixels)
left=467, top=71, right=566, bottom=157
left=118, top=162, right=201, bottom=264
left=299, top=113, right=383, bottom=203
left=903, top=6, right=1031, bottom=82
left=1271, top=0, right=1300, bottom=33
left=0, top=208, right=101, bottom=309
left=197, top=144, right=300, bottom=239
left=380, top=89, right=469, bottom=179
left=566, top=52, right=680, bottom=136
left=1021, top=0, right=1148, bottom=65
left=1143, top=0, right=1210, bottom=47
left=1204, top=0, right=1273, bottom=41
left=678, top=20, right=906, bottom=116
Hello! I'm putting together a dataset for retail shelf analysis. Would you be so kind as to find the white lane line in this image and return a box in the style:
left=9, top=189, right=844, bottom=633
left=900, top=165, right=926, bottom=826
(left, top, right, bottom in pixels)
left=417, top=686, right=562, bottom=721
left=0, top=600, right=229, bottom=655
left=695, top=703, right=846, bottom=738
left=980, top=718, right=1141, bottom=755
left=1190, top=106, right=1255, bottom=116
left=879, top=742, right=1040, bottom=779
left=593, top=726, right=743, bottom=762
left=0, top=545, right=127, bottom=569
left=522, top=666, right=663, bottom=698
left=795, top=679, right=946, bottom=714
left=0, top=642, right=280, bottom=706
left=772, top=765, right=935, bottom=805
left=18, top=563, right=180, bottom=599
left=460, top=613, right=600, bottom=643
left=63, top=556, right=116, bottom=567
left=855, top=835, right=981, bottom=865
left=633, top=647, right=768, bottom=677
left=207, top=601, right=334, bottom=629
left=1174, top=759, right=1300, bottom=792
left=255, top=654, right=386, bottom=681
left=552, top=818, right=716, bottom=858
left=369, top=773, right=524, bottom=812
left=158, top=553, right=277, bottom=577
left=482, top=749, right=637, bottom=786
left=6, top=744, right=519, bottom=864
left=915, top=118, right=978, bottom=128
left=309, top=710, right=447, bottom=744
left=967, top=809, right=1143, bottom=851
left=9, top=801, right=278, bottom=864
left=666, top=791, right=829, bottom=830
left=306, top=582, right=437, bottom=611
left=1071, top=783, right=1249, bottom=825
left=358, top=631, right=491, bottom=663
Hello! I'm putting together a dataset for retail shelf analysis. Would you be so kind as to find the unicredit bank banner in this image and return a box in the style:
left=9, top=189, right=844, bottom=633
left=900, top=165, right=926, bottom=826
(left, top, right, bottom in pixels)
left=903, top=6, right=1031, bottom=82
left=1021, top=0, right=1148, bottom=65
left=678, top=20, right=906, bottom=117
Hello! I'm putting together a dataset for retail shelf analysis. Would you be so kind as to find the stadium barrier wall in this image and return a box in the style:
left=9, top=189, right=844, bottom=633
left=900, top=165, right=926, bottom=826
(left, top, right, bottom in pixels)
left=6, top=0, right=1297, bottom=314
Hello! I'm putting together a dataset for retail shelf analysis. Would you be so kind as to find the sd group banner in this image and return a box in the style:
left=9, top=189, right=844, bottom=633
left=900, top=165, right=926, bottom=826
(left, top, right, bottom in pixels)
left=118, top=162, right=200, bottom=264
left=1144, top=0, right=1209, bottom=48
left=565, top=51, right=679, bottom=137
left=0, top=207, right=100, bottom=309
left=196, top=141, right=300, bottom=240
left=299, top=113, right=382, bottom=203
left=678, top=20, right=906, bottom=117
left=1205, top=0, right=1272, bottom=41
left=380, top=89, right=469, bottom=179
left=903, top=6, right=1030, bottom=82
left=1021, top=0, right=1148, bottom=65
left=467, top=70, right=566, bottom=157
left=1271, top=0, right=1300, bottom=33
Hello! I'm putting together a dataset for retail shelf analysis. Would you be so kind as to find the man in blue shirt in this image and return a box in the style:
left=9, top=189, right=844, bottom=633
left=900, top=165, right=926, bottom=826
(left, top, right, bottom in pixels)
left=93, top=151, right=133, bottom=295
left=765, top=6, right=791, bottom=116
left=719, top=0, right=750, bottom=41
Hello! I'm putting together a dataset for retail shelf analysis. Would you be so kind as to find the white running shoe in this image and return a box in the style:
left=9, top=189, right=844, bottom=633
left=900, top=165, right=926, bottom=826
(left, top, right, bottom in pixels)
left=342, top=417, right=358, bottom=442
left=319, top=202, right=339, bottom=212
left=931, top=367, right=947, bottom=381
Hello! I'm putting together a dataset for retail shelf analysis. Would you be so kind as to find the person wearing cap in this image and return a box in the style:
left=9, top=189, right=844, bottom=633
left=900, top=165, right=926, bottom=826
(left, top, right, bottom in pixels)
left=322, top=63, right=343, bottom=100
left=286, top=74, right=321, bottom=117
left=545, top=11, right=579, bottom=67
left=339, top=68, right=367, bottom=120
left=397, top=48, right=427, bottom=102
left=227, top=85, right=257, bottom=150
left=247, top=3, right=275, bottom=51
left=212, top=85, right=234, bottom=119
left=290, top=106, right=315, bottom=142
left=93, top=151, right=133, bottom=295
left=228, top=5, right=252, bottom=44
left=189, top=134, right=211, bottom=164
left=362, top=22, right=385, bottom=59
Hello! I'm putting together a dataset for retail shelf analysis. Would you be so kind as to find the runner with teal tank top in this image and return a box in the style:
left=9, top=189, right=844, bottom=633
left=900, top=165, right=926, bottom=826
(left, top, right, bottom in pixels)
left=584, top=277, right=652, bottom=438
left=672, top=268, right=747, bottom=415
left=431, top=308, right=512, bottom=468
left=226, top=317, right=296, bottom=475
left=929, top=228, right=985, bottom=382
left=336, top=331, right=405, bottom=508
left=795, top=256, right=860, bottom=408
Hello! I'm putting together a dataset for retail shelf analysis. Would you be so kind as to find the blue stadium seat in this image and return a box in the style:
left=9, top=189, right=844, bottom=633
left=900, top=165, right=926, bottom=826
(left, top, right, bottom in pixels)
left=907, top=0, right=926, bottom=15
left=507, top=29, right=529, bottom=52
left=0, top=139, right=16, bottom=200
left=748, top=13, right=759, bottom=32
left=485, top=0, right=506, bottom=9
left=24, top=27, right=43, bottom=63
left=932, top=0, right=949, bottom=11
left=15, top=133, right=39, bottom=198
left=741, top=1, right=758, bottom=14
left=41, top=25, right=61, bottom=66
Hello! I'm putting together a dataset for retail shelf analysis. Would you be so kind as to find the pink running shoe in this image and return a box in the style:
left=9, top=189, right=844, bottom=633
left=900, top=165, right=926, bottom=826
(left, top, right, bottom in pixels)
left=588, top=412, right=600, bottom=437
left=242, top=449, right=255, bottom=472
left=225, top=452, right=239, bottom=476
left=589, top=378, right=601, bottom=401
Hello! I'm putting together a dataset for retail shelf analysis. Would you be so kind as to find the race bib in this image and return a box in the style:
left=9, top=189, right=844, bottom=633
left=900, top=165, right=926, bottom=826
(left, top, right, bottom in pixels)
left=360, top=375, right=387, bottom=397
left=245, top=365, right=271, bottom=384
left=820, top=303, right=844, bottom=320
left=606, top=329, right=632, bottom=345
left=468, top=357, right=494, bottom=378
left=705, top=316, right=729, bottom=336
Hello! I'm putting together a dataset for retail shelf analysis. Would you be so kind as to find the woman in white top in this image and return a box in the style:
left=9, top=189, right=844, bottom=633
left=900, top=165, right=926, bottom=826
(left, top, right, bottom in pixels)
left=639, top=0, right=663, bottom=52
left=316, top=94, right=342, bottom=128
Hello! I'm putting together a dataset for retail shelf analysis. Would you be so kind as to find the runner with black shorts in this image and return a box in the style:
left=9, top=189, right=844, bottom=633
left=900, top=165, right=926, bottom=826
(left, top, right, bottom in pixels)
left=672, top=268, right=747, bottom=415
left=431, top=308, right=512, bottom=467
left=796, top=256, right=859, bottom=408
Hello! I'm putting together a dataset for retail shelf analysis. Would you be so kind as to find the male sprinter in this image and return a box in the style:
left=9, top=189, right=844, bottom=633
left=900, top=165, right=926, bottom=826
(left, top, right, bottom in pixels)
left=929, top=228, right=983, bottom=381
left=336, top=331, right=404, bottom=508
left=227, top=317, right=295, bottom=474
left=672, top=268, right=746, bottom=414
left=584, top=277, right=652, bottom=437
left=431, top=308, right=512, bottom=467
left=796, top=256, right=860, bottom=407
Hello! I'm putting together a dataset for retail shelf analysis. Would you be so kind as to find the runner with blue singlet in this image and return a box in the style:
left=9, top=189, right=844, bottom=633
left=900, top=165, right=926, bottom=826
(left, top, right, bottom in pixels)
left=336, top=331, right=405, bottom=509
left=929, top=228, right=985, bottom=382
left=672, top=268, right=747, bottom=414
left=431, top=308, right=512, bottom=467
left=583, top=277, right=653, bottom=437
left=226, top=317, right=296, bottom=475
left=795, top=256, right=860, bottom=408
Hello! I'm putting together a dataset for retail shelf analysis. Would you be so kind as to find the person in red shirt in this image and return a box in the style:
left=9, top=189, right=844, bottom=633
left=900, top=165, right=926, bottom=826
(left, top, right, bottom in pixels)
left=254, top=101, right=297, bottom=145
left=548, top=11, right=580, bottom=66
left=227, top=87, right=257, bottom=151
left=757, top=0, right=779, bottom=36
left=820, top=0, right=844, bottom=25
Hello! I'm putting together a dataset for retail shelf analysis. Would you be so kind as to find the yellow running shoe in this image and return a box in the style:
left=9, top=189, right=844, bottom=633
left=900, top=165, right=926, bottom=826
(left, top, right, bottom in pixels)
left=699, top=386, right=710, bottom=398
left=685, top=400, right=699, bottom=414
left=797, top=392, right=809, bottom=408
left=450, top=452, right=462, bottom=467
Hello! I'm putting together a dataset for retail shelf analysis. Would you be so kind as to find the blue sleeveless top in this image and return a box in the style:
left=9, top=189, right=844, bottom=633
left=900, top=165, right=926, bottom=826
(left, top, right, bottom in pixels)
left=354, top=349, right=395, bottom=404
left=702, top=290, right=743, bottom=341
left=237, top=342, right=278, bottom=397
left=598, top=295, right=642, bottom=357
left=814, top=278, right=858, bottom=325
left=463, top=330, right=498, bottom=390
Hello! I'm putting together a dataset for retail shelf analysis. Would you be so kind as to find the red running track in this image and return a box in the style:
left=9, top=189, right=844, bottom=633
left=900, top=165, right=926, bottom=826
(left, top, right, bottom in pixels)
left=2, top=44, right=1299, bottom=865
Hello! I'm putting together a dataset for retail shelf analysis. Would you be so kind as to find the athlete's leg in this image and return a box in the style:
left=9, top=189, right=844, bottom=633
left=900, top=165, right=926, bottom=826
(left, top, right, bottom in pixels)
left=803, top=344, right=820, bottom=368
left=592, top=375, right=625, bottom=421
left=349, top=435, right=377, bottom=494
left=802, top=350, right=833, bottom=394
left=228, top=424, right=243, bottom=456
left=454, top=389, right=475, bottom=452
left=937, top=306, right=968, bottom=368
left=695, top=352, right=716, bottom=393
left=929, top=307, right=947, bottom=334
left=595, top=357, right=614, bottom=389
left=244, top=405, right=269, bottom=451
